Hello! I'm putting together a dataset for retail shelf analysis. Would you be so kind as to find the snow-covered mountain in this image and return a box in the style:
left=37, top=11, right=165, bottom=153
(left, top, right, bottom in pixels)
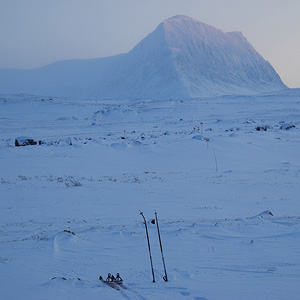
left=0, top=15, right=287, bottom=99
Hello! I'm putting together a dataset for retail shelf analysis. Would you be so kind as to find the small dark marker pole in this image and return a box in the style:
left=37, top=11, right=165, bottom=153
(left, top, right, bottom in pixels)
left=140, top=211, right=155, bottom=283
left=213, top=148, right=219, bottom=173
left=155, top=211, right=168, bottom=282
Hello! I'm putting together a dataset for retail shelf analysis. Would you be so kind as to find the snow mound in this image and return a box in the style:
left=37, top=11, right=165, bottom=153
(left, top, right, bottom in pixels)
left=0, top=257, right=7, bottom=264
left=0, top=15, right=286, bottom=99
left=192, top=135, right=204, bottom=140
left=257, top=210, right=274, bottom=218
left=280, top=123, right=296, bottom=130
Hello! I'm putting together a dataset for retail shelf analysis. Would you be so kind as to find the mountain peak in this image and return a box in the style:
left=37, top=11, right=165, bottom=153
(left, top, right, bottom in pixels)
left=164, top=14, right=201, bottom=22
left=162, top=15, right=222, bottom=34
left=164, top=16, right=246, bottom=40
left=148, top=15, right=286, bottom=97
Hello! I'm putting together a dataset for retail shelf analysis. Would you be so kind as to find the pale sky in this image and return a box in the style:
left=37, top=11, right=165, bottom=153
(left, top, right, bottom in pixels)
left=0, top=0, right=299, bottom=88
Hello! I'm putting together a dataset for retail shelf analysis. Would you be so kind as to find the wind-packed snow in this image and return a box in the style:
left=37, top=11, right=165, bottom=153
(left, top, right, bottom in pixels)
left=0, top=15, right=286, bottom=99
left=0, top=89, right=300, bottom=299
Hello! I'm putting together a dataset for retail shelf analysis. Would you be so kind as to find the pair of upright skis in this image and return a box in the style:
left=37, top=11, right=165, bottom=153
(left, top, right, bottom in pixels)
left=140, top=211, right=168, bottom=283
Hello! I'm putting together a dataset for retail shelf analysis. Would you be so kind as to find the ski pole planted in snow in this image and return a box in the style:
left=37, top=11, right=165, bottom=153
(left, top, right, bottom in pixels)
left=140, top=211, right=155, bottom=282
left=154, top=211, right=168, bottom=282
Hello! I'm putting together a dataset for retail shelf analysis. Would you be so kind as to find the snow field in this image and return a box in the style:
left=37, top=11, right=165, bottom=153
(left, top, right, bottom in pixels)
left=0, top=90, right=300, bottom=299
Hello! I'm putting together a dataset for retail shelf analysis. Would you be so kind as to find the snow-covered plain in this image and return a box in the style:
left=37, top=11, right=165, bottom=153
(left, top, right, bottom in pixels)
left=0, top=90, right=300, bottom=299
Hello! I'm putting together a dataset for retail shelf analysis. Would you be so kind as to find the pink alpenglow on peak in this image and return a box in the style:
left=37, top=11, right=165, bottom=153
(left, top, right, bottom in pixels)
left=0, top=15, right=287, bottom=99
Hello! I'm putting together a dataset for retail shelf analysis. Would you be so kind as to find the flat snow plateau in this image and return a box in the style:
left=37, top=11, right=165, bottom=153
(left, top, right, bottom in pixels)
left=0, top=90, right=300, bottom=300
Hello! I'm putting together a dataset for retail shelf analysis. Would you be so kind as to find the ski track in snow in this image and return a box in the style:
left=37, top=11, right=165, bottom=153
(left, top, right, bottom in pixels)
left=0, top=90, right=300, bottom=300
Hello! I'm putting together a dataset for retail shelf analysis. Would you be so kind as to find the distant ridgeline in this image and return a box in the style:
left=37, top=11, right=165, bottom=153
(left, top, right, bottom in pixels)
left=0, top=15, right=287, bottom=99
